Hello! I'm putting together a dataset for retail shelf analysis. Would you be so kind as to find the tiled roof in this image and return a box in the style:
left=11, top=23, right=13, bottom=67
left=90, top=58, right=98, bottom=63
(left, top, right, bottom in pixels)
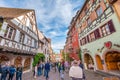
left=0, top=7, right=33, bottom=19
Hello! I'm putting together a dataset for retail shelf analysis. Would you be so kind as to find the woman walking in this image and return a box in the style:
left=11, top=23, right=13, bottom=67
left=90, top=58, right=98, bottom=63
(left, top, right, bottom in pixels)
left=69, top=60, right=83, bottom=80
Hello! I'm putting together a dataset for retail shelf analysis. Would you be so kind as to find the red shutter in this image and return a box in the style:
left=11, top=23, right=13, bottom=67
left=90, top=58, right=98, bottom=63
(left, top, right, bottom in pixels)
left=108, top=20, right=115, bottom=33
left=94, top=29, right=101, bottom=39
left=87, top=35, right=89, bottom=43
left=80, top=40, right=82, bottom=46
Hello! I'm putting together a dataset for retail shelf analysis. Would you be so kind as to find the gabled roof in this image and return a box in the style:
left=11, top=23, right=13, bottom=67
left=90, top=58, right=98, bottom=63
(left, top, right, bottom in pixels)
left=0, top=7, right=33, bottom=19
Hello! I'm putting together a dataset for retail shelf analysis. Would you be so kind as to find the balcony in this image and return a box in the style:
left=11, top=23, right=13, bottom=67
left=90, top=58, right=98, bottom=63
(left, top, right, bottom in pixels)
left=0, top=36, right=37, bottom=55
left=79, top=6, right=114, bottom=39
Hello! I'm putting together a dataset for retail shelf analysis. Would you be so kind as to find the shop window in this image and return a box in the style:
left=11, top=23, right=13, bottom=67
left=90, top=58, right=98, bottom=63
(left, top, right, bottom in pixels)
left=0, top=55, right=9, bottom=63
left=4, top=25, right=15, bottom=40
left=14, top=56, right=22, bottom=67
left=24, top=58, right=31, bottom=71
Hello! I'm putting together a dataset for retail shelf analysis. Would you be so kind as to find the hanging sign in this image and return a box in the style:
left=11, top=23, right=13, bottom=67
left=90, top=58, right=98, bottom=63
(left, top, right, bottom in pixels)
left=104, top=41, right=112, bottom=49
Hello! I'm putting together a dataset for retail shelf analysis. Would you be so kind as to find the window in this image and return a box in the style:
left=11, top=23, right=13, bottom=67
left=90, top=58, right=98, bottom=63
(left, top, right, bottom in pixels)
left=81, top=37, right=87, bottom=45
left=87, top=18, right=92, bottom=26
left=100, top=20, right=115, bottom=37
left=4, top=25, right=15, bottom=40
left=41, top=44, right=43, bottom=50
left=34, top=39, right=37, bottom=48
left=84, top=7, right=88, bottom=14
left=19, top=32, right=24, bottom=43
left=90, top=32, right=95, bottom=41
left=27, top=36, right=32, bottom=46
left=96, top=6, right=103, bottom=17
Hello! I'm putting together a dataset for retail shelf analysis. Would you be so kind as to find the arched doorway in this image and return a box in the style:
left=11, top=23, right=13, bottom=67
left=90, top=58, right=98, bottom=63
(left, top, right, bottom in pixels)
left=84, top=54, right=94, bottom=70
left=105, top=51, right=120, bottom=70
left=0, top=55, right=9, bottom=63
left=96, top=55, right=103, bottom=70
left=24, top=58, right=31, bottom=71
left=14, top=56, right=22, bottom=67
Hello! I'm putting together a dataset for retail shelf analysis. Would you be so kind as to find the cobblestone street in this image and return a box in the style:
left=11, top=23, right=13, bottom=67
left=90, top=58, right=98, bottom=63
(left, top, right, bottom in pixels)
left=22, top=69, right=120, bottom=80
left=23, top=69, right=71, bottom=80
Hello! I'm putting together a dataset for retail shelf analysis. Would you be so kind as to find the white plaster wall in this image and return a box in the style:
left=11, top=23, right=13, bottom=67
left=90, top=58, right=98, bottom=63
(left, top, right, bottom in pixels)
left=80, top=13, right=120, bottom=70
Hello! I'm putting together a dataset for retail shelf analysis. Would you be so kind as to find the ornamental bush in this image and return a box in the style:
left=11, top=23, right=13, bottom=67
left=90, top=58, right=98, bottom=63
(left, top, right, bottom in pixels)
left=32, top=53, right=45, bottom=67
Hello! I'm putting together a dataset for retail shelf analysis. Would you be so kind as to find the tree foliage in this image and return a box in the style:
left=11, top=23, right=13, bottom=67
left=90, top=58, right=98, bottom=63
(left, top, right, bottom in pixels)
left=32, top=53, right=45, bottom=67
left=78, top=49, right=82, bottom=61
left=62, top=52, right=65, bottom=60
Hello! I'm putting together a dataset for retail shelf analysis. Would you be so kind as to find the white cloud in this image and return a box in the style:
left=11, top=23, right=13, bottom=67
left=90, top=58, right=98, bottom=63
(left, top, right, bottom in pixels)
left=0, top=0, right=85, bottom=53
left=52, top=41, right=65, bottom=53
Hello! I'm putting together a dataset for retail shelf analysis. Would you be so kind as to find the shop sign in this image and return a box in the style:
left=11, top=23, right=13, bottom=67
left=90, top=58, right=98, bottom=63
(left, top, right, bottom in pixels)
left=114, top=44, right=120, bottom=48
left=104, top=41, right=112, bottom=49
left=97, top=47, right=104, bottom=53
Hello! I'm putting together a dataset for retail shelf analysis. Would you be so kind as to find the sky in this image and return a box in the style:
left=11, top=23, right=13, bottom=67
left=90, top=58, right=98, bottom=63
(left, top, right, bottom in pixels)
left=0, top=0, right=85, bottom=53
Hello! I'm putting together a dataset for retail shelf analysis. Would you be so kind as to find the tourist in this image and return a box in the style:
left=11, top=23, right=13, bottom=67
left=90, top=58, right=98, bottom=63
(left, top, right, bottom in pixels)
left=37, top=62, right=42, bottom=76
left=34, top=64, right=38, bottom=79
left=60, top=64, right=64, bottom=80
left=16, top=64, right=23, bottom=80
left=8, top=65, right=16, bottom=80
left=69, top=60, right=83, bottom=80
left=44, top=61, right=50, bottom=80
left=1, top=62, right=9, bottom=80
left=79, top=60, right=86, bottom=80
left=64, top=61, right=69, bottom=72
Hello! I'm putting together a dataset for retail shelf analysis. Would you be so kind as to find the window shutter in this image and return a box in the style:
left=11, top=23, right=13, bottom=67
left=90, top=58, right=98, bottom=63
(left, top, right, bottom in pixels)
left=87, top=35, right=89, bottom=43
left=84, top=37, right=86, bottom=44
left=94, top=29, right=100, bottom=39
left=108, top=20, right=115, bottom=33
left=80, top=40, right=82, bottom=46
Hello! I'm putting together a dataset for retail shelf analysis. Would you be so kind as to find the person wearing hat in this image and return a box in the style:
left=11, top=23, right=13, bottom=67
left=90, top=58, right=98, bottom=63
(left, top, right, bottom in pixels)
left=69, top=60, right=83, bottom=80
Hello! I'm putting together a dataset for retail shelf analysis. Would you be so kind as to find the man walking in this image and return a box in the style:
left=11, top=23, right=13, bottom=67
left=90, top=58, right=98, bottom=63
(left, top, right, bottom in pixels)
left=44, top=61, right=50, bottom=80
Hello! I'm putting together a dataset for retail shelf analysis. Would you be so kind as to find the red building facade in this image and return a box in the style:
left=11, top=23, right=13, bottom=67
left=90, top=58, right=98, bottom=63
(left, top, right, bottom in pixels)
left=65, top=18, right=80, bottom=60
